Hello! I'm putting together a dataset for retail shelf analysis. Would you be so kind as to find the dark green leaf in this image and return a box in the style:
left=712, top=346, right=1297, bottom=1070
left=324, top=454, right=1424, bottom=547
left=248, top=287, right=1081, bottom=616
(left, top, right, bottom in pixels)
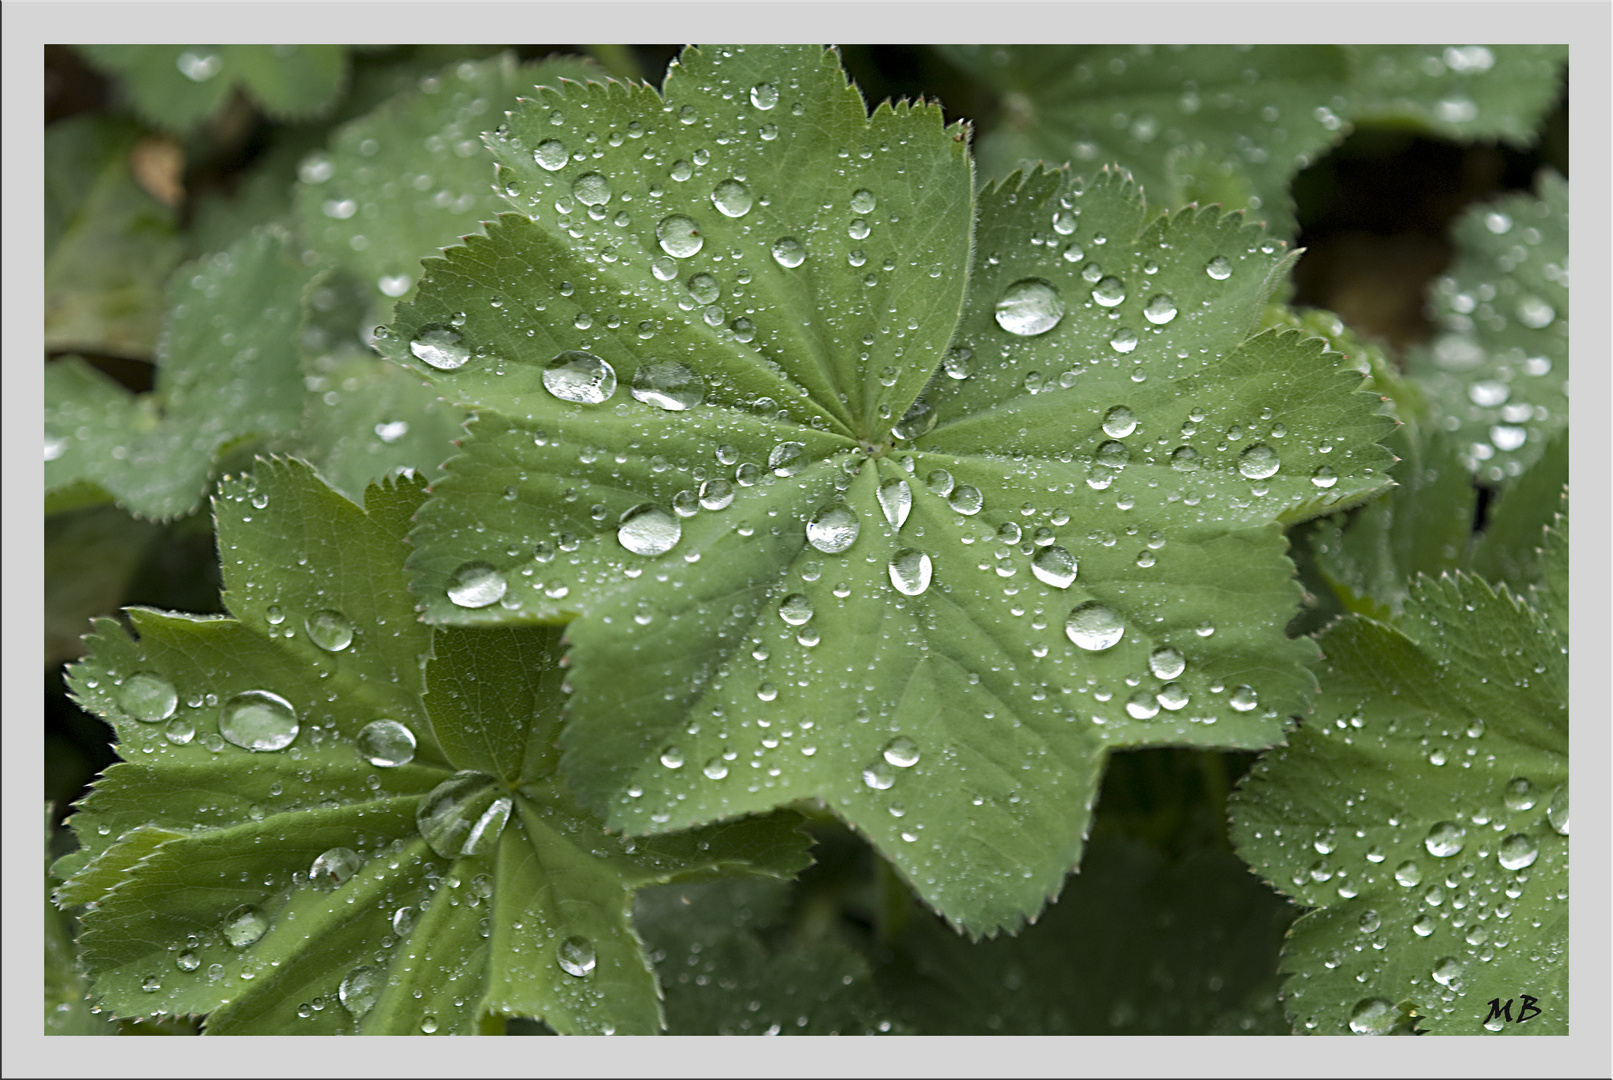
left=45, top=504, right=163, bottom=668
left=1468, top=430, right=1567, bottom=596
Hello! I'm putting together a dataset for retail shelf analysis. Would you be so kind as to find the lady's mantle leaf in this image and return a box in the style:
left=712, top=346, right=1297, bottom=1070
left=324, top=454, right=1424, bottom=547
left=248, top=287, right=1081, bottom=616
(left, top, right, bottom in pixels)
left=78, top=45, right=349, bottom=130
left=60, top=459, right=808, bottom=1034
left=384, top=44, right=1394, bottom=935
left=1229, top=539, right=1568, bottom=1035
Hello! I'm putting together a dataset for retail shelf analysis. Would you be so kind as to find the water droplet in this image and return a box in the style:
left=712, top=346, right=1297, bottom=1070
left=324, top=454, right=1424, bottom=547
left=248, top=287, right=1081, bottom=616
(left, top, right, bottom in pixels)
left=356, top=719, right=417, bottom=767
left=392, top=907, right=417, bottom=936
left=850, top=189, right=876, bottom=214
left=1156, top=682, right=1189, bottom=711
left=926, top=469, right=955, bottom=497
left=1142, top=295, right=1178, bottom=325
left=141, top=974, right=161, bottom=993
left=309, top=847, right=363, bottom=889
left=703, top=757, right=729, bottom=780
left=305, top=610, right=354, bottom=653
left=1090, top=276, right=1126, bottom=307
left=749, top=82, right=779, bottom=110
left=176, top=950, right=200, bottom=972
left=1238, top=443, right=1281, bottom=480
left=1424, top=821, right=1466, bottom=857
left=1109, top=328, right=1139, bottom=354
left=1411, top=913, right=1435, bottom=936
left=543, top=350, right=616, bottom=404
left=1310, top=465, right=1338, bottom=489
left=176, top=51, right=222, bottom=82
left=778, top=594, right=814, bottom=626
left=222, top=905, right=268, bottom=947
left=410, top=325, right=470, bottom=371
left=882, top=737, right=920, bottom=767
left=878, top=480, right=912, bottom=529
left=1503, top=777, right=1536, bottom=811
left=660, top=747, right=685, bottom=769
left=447, top=562, right=507, bottom=608
left=948, top=485, right=983, bottom=515
left=771, top=237, right=805, bottom=268
left=1229, top=685, right=1258, bottom=712
left=1394, top=860, right=1422, bottom=887
left=163, top=716, right=195, bottom=744
left=1102, top=405, right=1138, bottom=439
left=534, top=139, right=569, bottom=171
left=711, top=178, right=753, bottom=217
left=617, top=504, right=681, bottom=556
left=1170, top=446, right=1201, bottom=472
left=557, top=935, right=596, bottom=977
left=892, top=399, right=937, bottom=441
left=625, top=359, right=706, bottom=411
left=995, top=279, right=1065, bottom=336
left=656, top=214, right=704, bottom=258
left=888, top=550, right=933, bottom=596
left=769, top=441, right=806, bottom=476
left=862, top=760, right=895, bottom=789
left=1125, top=690, right=1160, bottom=719
left=219, top=690, right=299, bottom=752
left=1431, top=957, right=1464, bottom=987
left=1031, top=546, right=1077, bottom=589
left=1515, top=296, right=1555, bottom=329
left=417, top=771, right=511, bottom=859
left=1205, top=256, right=1232, bottom=280
left=1546, top=786, right=1568, bottom=835
left=1348, top=998, right=1399, bottom=1035
left=699, top=478, right=735, bottom=511
left=1148, top=647, right=1186, bottom=680
left=1496, top=833, right=1539, bottom=871
left=119, top=672, right=177, bottom=722
left=943, top=347, right=972, bottom=380
left=1065, top=602, right=1124, bottom=651
left=339, top=966, right=383, bottom=1019
left=572, top=172, right=612, bottom=206
left=805, top=504, right=860, bottom=554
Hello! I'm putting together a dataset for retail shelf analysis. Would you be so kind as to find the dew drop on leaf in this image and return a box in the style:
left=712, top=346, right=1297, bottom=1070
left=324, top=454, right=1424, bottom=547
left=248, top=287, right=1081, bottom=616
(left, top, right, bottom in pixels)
left=778, top=593, right=814, bottom=626
left=141, top=974, right=161, bottom=993
left=882, top=736, right=920, bottom=767
left=218, top=689, right=299, bottom=752
left=1169, top=446, right=1201, bottom=471
left=1125, top=690, right=1160, bottom=719
left=948, top=485, right=983, bottom=515
left=1148, top=647, right=1186, bottom=680
left=176, top=950, right=200, bottom=972
left=417, top=771, right=511, bottom=859
left=1431, top=957, right=1464, bottom=987
left=925, top=469, right=955, bottom=497
left=887, top=549, right=932, bottom=596
left=119, top=672, right=177, bottom=722
left=164, top=717, right=195, bottom=745
left=771, top=237, right=805, bottom=268
left=942, top=347, right=972, bottom=379
left=1090, top=276, right=1125, bottom=308
left=1065, top=602, right=1123, bottom=651
left=1238, top=443, right=1281, bottom=480
left=703, top=757, right=729, bottom=780
left=769, top=441, right=806, bottom=476
left=711, top=178, right=753, bottom=218
left=862, top=760, right=895, bottom=790
left=309, top=847, right=363, bottom=889
left=534, top=139, right=569, bottom=171
left=1156, top=682, right=1189, bottom=711
left=617, top=504, right=681, bottom=556
left=339, top=966, right=383, bottom=1019
left=1030, top=546, right=1076, bottom=589
left=749, top=82, right=779, bottom=110
left=698, top=478, right=735, bottom=511
left=447, top=562, right=507, bottom=608
left=557, top=935, right=596, bottom=977
left=1311, top=465, right=1338, bottom=488
left=656, top=215, right=704, bottom=258
left=222, top=905, right=269, bottom=948
left=806, top=505, right=860, bottom=554
left=892, top=399, right=937, bottom=441
left=1143, top=295, right=1178, bottom=325
left=1503, top=777, right=1536, bottom=811
left=410, top=325, right=470, bottom=371
left=543, top=350, right=616, bottom=404
left=1424, top=821, right=1466, bottom=857
left=1102, top=405, right=1138, bottom=439
left=1546, top=785, right=1568, bottom=835
left=572, top=172, right=612, bottom=206
left=630, top=360, right=705, bottom=411
left=1497, top=833, right=1539, bottom=871
left=356, top=719, right=417, bottom=767
left=660, top=746, right=684, bottom=769
left=305, top=609, right=354, bottom=652
left=1205, top=255, right=1233, bottom=280
left=994, top=278, right=1065, bottom=336
left=1394, top=860, right=1422, bottom=887
left=1228, top=685, right=1258, bottom=712
left=1348, top=998, right=1398, bottom=1035
left=850, top=188, right=876, bottom=214
left=877, top=479, right=912, bottom=530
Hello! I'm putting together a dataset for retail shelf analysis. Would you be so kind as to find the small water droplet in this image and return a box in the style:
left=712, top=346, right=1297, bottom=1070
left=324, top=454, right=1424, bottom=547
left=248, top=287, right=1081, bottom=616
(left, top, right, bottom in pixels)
left=891, top=399, right=936, bottom=441
left=778, top=593, right=814, bottom=626
left=878, top=480, right=912, bottom=529
left=1170, top=446, right=1201, bottom=472
left=1348, top=998, right=1399, bottom=1036
left=943, top=347, right=972, bottom=380
left=1431, top=957, right=1464, bottom=987
left=410, top=325, right=470, bottom=371
left=447, top=562, right=507, bottom=608
left=1148, top=647, right=1185, bottom=680
left=948, top=485, right=983, bottom=515
left=164, top=717, right=195, bottom=745
left=806, top=504, right=860, bottom=554
left=222, top=905, right=268, bottom=947
left=660, top=747, right=684, bottom=769
left=882, top=736, right=920, bottom=767
left=887, top=550, right=933, bottom=596
left=1496, top=833, right=1539, bottom=871
left=1411, top=913, right=1435, bottom=936
left=771, top=237, right=805, bottom=268
left=749, top=82, right=779, bottom=110
left=176, top=950, right=200, bottom=972
left=1502, top=777, right=1536, bottom=812
left=1125, top=690, right=1159, bottom=719
left=356, top=719, right=416, bottom=767
left=769, top=441, right=806, bottom=476
left=572, top=172, right=612, bottom=206
left=617, top=504, right=681, bottom=556
left=555, top=934, right=598, bottom=979
left=1205, top=255, right=1232, bottom=280
left=1031, top=546, right=1077, bottom=589
left=1546, top=785, right=1568, bottom=835
left=698, top=478, right=735, bottom=511
left=1424, top=821, right=1466, bottom=857
left=1394, top=860, right=1422, bottom=887
left=543, top=350, right=616, bottom=404
left=711, top=178, right=753, bottom=217
left=310, top=847, right=363, bottom=889
left=1091, top=276, right=1126, bottom=307
left=703, top=757, right=729, bottom=780
left=305, top=610, right=354, bottom=653
left=534, top=139, right=569, bottom=171
left=176, top=51, right=222, bottom=81
left=862, top=760, right=895, bottom=790
left=141, top=973, right=161, bottom=993
left=265, top=605, right=285, bottom=626
left=657, top=215, right=704, bottom=258
left=1065, top=602, right=1123, bottom=651
left=850, top=189, right=877, bottom=214
left=119, top=672, right=177, bottom=722
left=1156, top=682, right=1189, bottom=710
left=926, top=469, right=955, bottom=497
left=339, top=966, right=383, bottom=1018
left=631, top=361, right=705, bottom=410
left=1229, top=685, right=1258, bottom=712
left=1102, top=405, right=1138, bottom=439
left=1310, top=465, right=1338, bottom=489
left=1238, top=443, right=1281, bottom=480
left=995, top=279, right=1065, bottom=336
left=1142, top=295, right=1178, bottom=325
left=219, top=690, right=299, bottom=752
left=1515, top=296, right=1555, bottom=329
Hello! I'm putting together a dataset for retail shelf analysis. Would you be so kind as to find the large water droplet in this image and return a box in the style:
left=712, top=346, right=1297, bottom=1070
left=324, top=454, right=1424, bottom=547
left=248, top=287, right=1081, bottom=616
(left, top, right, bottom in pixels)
left=1546, top=785, right=1568, bottom=835
left=771, top=237, right=805, bottom=268
left=1031, top=546, right=1076, bottom=589
left=769, top=441, right=806, bottom=476
left=557, top=935, right=596, bottom=977
left=1125, top=690, right=1160, bottom=719
left=176, top=950, right=200, bottom=971
left=749, top=82, right=779, bottom=110
left=534, top=139, right=569, bottom=171
left=1090, top=276, right=1126, bottom=307
left=119, top=672, right=177, bottom=722
left=222, top=905, right=268, bottom=948
left=1394, top=860, right=1422, bottom=887
left=219, top=690, right=299, bottom=752
left=447, top=562, right=507, bottom=609
left=1143, top=295, right=1178, bottom=325
left=1169, top=446, right=1201, bottom=472
left=1205, top=255, right=1232, bottom=280
left=339, top=966, right=383, bottom=1019
left=617, top=504, right=681, bottom=556
left=882, top=736, right=920, bottom=768
left=1431, top=957, right=1464, bottom=987
left=806, top=505, right=860, bottom=554
left=660, top=746, right=685, bottom=769
left=1311, top=466, right=1338, bottom=489
left=1348, top=998, right=1399, bottom=1035
left=699, top=478, right=735, bottom=511
left=926, top=469, right=954, bottom=497
left=942, top=347, right=972, bottom=380
left=1093, top=440, right=1129, bottom=469
left=1228, top=685, right=1258, bottom=712
left=994, top=279, right=1065, bottom=336
left=850, top=189, right=877, bottom=214
left=1515, top=296, right=1555, bottom=329
left=1497, top=833, right=1539, bottom=871
left=888, top=550, right=933, bottom=596
left=572, top=172, right=612, bottom=206
left=1148, top=647, right=1186, bottom=680
left=1102, top=405, right=1138, bottom=438
left=309, top=847, right=363, bottom=889
left=357, top=719, right=417, bottom=767
left=305, top=610, right=354, bottom=653
left=878, top=480, right=912, bottom=530
left=410, top=325, right=470, bottom=371
left=631, top=361, right=705, bottom=410
left=947, top=485, right=982, bottom=515
left=711, top=178, right=753, bottom=217
left=1156, top=682, right=1189, bottom=711
left=702, top=757, right=729, bottom=780
left=1238, top=443, right=1281, bottom=480
left=1065, top=602, right=1123, bottom=651
left=543, top=350, right=616, bottom=404
left=778, top=593, right=814, bottom=626
left=891, top=399, right=937, bottom=441
left=1503, top=777, right=1536, bottom=811
left=657, top=215, right=704, bottom=258
left=417, top=771, right=511, bottom=859
left=1424, top=821, right=1466, bottom=857
left=862, top=760, right=895, bottom=790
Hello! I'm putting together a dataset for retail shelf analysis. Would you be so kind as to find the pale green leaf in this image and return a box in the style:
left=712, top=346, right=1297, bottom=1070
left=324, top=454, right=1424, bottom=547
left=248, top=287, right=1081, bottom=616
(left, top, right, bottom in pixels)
left=79, top=45, right=349, bottom=130
left=1229, top=567, right=1568, bottom=1036
left=1345, top=46, right=1567, bottom=145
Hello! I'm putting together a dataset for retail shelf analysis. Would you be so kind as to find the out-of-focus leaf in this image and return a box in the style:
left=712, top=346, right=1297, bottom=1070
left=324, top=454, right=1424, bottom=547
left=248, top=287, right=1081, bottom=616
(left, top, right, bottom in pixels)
left=78, top=45, right=350, bottom=130
left=1468, top=429, right=1567, bottom=597
left=1345, top=45, right=1567, bottom=145
left=45, top=504, right=163, bottom=668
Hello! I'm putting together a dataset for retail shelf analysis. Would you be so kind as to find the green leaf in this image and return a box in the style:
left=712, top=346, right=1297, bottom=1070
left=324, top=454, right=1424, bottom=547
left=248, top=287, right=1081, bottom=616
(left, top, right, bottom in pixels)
left=45, top=504, right=163, bottom=668
left=382, top=45, right=1394, bottom=934
left=45, top=115, right=183, bottom=358
left=62, top=459, right=809, bottom=1034
left=1404, top=171, right=1567, bottom=482
left=939, top=44, right=1354, bottom=239
left=1469, top=430, right=1567, bottom=597
left=78, top=45, right=349, bottom=130
left=45, top=811, right=119, bottom=1036
left=873, top=835, right=1295, bottom=1033
left=44, top=226, right=318, bottom=520
left=1229, top=566, right=1568, bottom=1035
left=635, top=877, right=894, bottom=1035
left=1344, top=46, right=1567, bottom=145
left=295, top=53, right=600, bottom=319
